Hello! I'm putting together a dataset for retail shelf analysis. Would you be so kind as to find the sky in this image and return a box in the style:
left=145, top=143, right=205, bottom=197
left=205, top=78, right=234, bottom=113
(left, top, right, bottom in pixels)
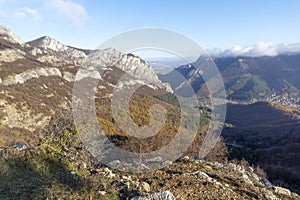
left=0, top=0, right=300, bottom=56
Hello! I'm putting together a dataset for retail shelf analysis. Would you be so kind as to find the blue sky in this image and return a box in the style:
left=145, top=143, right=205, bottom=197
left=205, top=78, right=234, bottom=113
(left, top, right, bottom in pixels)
left=0, top=0, right=300, bottom=51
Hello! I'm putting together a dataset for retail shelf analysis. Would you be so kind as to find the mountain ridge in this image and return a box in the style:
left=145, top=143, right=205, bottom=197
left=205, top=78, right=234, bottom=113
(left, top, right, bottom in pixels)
left=0, top=24, right=172, bottom=148
left=160, top=54, right=300, bottom=105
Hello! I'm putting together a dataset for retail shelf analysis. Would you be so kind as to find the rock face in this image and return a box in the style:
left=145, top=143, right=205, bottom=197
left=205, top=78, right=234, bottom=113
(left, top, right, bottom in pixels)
left=82, top=48, right=173, bottom=93
left=28, top=36, right=71, bottom=52
left=0, top=49, right=26, bottom=63
left=25, top=39, right=173, bottom=92
left=118, top=53, right=162, bottom=84
left=27, top=36, right=88, bottom=65
left=2, top=67, right=62, bottom=85
left=0, top=25, right=24, bottom=45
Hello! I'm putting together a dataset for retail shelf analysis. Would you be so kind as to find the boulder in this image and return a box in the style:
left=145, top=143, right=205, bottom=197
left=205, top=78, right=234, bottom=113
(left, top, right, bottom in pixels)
left=131, top=190, right=176, bottom=200
left=12, top=143, right=27, bottom=151
left=273, top=186, right=291, bottom=196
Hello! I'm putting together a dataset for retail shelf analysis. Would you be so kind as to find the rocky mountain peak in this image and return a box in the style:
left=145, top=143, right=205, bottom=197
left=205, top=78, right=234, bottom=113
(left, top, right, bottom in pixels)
left=27, top=36, right=67, bottom=52
left=83, top=48, right=173, bottom=93
left=27, top=36, right=88, bottom=64
left=0, top=25, right=24, bottom=45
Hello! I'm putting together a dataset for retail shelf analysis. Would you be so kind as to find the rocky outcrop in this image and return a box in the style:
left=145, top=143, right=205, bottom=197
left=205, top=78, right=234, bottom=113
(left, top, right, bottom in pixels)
left=87, top=155, right=300, bottom=199
left=118, top=53, right=162, bottom=85
left=83, top=48, right=173, bottom=93
left=1, top=103, right=51, bottom=131
left=0, top=25, right=24, bottom=45
left=0, top=48, right=26, bottom=63
left=25, top=39, right=172, bottom=93
left=27, top=36, right=69, bottom=52
left=273, top=186, right=292, bottom=196
left=1, top=67, right=62, bottom=85
left=27, top=36, right=87, bottom=64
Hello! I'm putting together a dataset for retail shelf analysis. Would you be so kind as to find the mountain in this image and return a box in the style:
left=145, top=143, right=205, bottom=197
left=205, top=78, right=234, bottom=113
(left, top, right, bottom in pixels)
left=160, top=55, right=300, bottom=102
left=27, top=36, right=90, bottom=65
left=1, top=25, right=300, bottom=199
left=0, top=26, right=171, bottom=148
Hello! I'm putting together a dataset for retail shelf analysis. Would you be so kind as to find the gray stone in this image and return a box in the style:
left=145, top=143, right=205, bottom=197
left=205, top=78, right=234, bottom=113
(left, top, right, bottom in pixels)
left=273, top=186, right=291, bottom=196
left=103, top=167, right=116, bottom=179
left=98, top=191, right=106, bottom=196
left=189, top=171, right=215, bottom=183
left=141, top=182, right=151, bottom=192
left=146, top=157, right=164, bottom=164
left=163, top=160, right=173, bottom=166
left=260, top=178, right=273, bottom=187
left=227, top=163, right=237, bottom=171
left=12, top=143, right=27, bottom=151
left=241, top=174, right=253, bottom=185
left=109, top=160, right=121, bottom=166
left=131, top=190, right=176, bottom=200
left=180, top=156, right=190, bottom=162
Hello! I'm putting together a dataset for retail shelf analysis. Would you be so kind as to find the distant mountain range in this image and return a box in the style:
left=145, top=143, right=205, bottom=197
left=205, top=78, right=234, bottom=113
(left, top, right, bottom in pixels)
left=160, top=54, right=300, bottom=103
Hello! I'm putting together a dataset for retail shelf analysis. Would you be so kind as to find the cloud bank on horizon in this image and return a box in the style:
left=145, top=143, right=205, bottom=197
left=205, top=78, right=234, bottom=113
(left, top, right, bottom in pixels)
left=208, top=42, right=300, bottom=57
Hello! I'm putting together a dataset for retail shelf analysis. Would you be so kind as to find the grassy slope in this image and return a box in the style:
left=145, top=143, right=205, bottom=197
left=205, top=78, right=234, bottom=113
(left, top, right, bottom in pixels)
left=1, top=126, right=298, bottom=200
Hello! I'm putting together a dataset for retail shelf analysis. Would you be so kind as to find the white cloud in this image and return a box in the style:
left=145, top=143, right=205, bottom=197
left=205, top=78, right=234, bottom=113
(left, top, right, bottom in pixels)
left=21, top=7, right=42, bottom=21
left=208, top=42, right=300, bottom=57
left=11, top=10, right=26, bottom=19
left=45, top=0, right=88, bottom=26
left=12, top=7, right=42, bottom=21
